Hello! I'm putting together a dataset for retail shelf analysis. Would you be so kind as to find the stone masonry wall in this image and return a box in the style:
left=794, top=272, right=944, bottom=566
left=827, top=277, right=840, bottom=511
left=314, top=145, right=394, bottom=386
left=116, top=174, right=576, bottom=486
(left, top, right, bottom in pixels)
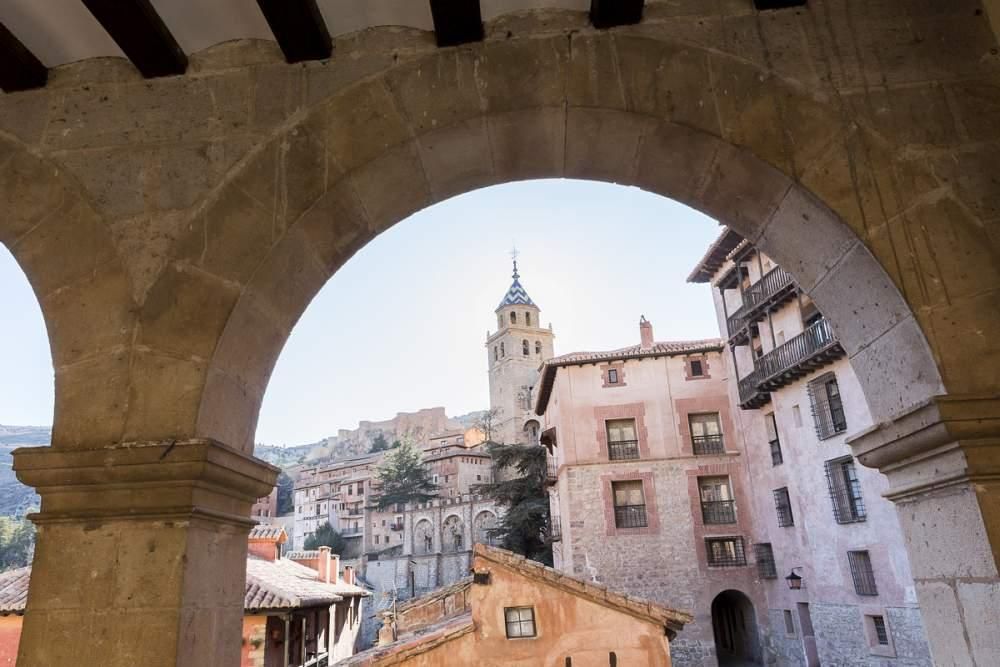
left=811, top=603, right=931, bottom=667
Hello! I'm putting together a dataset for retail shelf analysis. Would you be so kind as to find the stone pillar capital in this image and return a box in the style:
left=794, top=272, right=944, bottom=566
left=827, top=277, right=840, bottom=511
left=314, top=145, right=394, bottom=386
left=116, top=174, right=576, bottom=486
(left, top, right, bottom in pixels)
left=13, top=439, right=279, bottom=526
left=848, top=394, right=1000, bottom=501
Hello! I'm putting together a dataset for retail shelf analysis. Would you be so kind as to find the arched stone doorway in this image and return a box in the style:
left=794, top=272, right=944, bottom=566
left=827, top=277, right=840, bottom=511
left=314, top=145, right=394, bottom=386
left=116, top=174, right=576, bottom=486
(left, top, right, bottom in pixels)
left=0, top=5, right=996, bottom=666
left=523, top=419, right=541, bottom=447
left=710, top=590, right=761, bottom=667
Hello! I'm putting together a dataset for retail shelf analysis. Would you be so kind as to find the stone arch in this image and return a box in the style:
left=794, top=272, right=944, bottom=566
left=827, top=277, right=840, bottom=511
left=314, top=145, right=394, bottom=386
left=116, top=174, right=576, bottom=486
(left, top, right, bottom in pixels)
left=473, top=510, right=498, bottom=546
left=413, top=518, right=434, bottom=555
left=114, top=28, right=952, bottom=452
left=442, top=514, right=464, bottom=553
left=0, top=135, right=135, bottom=449
left=710, top=589, right=762, bottom=664
left=523, top=419, right=541, bottom=447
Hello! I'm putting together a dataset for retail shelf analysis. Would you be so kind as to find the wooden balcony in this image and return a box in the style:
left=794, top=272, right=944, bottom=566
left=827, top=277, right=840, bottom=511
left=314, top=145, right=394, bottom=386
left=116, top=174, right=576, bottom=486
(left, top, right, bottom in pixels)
left=738, top=319, right=845, bottom=409
left=725, top=266, right=796, bottom=342
left=545, top=457, right=558, bottom=486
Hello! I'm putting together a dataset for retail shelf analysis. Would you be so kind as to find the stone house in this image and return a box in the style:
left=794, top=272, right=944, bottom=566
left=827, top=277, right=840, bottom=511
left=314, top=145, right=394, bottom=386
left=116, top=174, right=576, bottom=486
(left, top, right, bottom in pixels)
left=688, top=229, right=932, bottom=666
left=0, top=526, right=370, bottom=667
left=534, top=318, right=761, bottom=666
left=343, top=543, right=692, bottom=666
left=253, top=487, right=279, bottom=522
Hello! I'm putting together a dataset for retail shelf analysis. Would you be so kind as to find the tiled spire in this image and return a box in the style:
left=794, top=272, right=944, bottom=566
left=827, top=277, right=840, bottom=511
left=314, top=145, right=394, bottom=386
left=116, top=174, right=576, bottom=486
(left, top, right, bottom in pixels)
left=496, top=255, right=537, bottom=311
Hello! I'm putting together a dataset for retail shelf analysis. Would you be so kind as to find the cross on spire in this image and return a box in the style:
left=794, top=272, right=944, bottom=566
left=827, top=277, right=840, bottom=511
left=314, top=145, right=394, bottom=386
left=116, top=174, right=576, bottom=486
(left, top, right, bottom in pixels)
left=510, top=245, right=520, bottom=280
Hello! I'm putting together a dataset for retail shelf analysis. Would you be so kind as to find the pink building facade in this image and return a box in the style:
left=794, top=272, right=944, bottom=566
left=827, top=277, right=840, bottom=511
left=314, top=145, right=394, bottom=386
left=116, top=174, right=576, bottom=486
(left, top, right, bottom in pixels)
left=536, top=319, right=763, bottom=666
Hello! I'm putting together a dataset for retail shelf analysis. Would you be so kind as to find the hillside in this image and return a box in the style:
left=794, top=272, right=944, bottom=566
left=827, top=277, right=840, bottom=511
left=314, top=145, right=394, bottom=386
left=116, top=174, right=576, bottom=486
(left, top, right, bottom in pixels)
left=0, top=426, right=46, bottom=517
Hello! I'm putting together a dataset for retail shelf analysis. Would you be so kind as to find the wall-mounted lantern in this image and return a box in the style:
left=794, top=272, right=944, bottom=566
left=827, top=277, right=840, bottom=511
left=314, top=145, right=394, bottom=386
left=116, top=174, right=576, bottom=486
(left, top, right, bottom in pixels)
left=786, top=567, right=803, bottom=590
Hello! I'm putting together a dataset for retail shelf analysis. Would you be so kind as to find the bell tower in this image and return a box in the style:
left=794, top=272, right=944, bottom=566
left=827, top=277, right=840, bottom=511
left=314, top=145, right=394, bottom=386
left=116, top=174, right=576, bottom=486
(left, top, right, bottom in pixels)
left=486, top=254, right=555, bottom=445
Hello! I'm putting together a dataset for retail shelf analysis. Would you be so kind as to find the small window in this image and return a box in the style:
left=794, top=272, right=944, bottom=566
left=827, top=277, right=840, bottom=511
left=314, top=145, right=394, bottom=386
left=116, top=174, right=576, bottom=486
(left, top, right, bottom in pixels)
left=494, top=346, right=498, bottom=361
left=783, top=609, right=796, bottom=635
left=504, top=607, right=536, bottom=638
left=754, top=543, right=777, bottom=578
left=607, top=368, right=619, bottom=384
left=374, top=535, right=380, bottom=544
left=871, top=615, right=889, bottom=645
left=848, top=550, right=878, bottom=596
left=825, top=457, right=866, bottom=523
left=609, top=653, right=617, bottom=667
left=510, top=312, right=517, bottom=325
left=611, top=480, right=647, bottom=528
left=792, top=404, right=802, bottom=427
left=535, top=340, right=542, bottom=355
left=526, top=312, right=532, bottom=326
left=765, top=413, right=783, bottom=466
left=522, top=339, right=529, bottom=356
left=689, top=359, right=704, bottom=377
left=773, top=487, right=794, bottom=527
left=500, top=342, right=505, bottom=357
left=690, top=413, right=724, bottom=455
left=705, top=537, right=747, bottom=567
left=606, top=419, right=639, bottom=460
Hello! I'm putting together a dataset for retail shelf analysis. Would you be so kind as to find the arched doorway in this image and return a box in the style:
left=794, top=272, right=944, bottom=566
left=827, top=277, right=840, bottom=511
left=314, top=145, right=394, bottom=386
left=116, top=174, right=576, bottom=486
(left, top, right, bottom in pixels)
left=711, top=590, right=760, bottom=666
left=523, top=419, right=541, bottom=447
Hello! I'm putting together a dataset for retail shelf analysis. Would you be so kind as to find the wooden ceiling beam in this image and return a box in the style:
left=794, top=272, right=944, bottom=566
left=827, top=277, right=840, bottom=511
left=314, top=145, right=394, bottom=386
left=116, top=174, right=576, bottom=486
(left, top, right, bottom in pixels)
left=81, top=0, right=187, bottom=78
left=590, top=0, right=644, bottom=29
left=429, top=0, right=484, bottom=48
left=0, top=23, right=47, bottom=92
left=754, top=0, right=808, bottom=9
left=256, top=0, right=332, bottom=63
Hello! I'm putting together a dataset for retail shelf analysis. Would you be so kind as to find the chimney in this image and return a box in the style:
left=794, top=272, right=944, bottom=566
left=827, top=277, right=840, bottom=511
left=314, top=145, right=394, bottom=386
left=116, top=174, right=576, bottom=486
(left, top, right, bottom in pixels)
left=317, top=546, right=332, bottom=583
left=343, top=565, right=355, bottom=586
left=639, top=315, right=654, bottom=349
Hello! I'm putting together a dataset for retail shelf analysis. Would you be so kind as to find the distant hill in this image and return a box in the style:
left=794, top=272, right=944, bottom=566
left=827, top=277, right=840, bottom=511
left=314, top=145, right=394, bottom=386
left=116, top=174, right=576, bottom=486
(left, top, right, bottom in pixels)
left=0, top=425, right=46, bottom=517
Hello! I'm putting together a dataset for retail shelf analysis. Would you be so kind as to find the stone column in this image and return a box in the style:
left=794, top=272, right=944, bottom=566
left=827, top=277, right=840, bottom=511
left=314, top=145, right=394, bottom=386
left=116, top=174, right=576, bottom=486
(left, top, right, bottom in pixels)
left=849, top=395, right=999, bottom=667
left=13, top=440, right=278, bottom=667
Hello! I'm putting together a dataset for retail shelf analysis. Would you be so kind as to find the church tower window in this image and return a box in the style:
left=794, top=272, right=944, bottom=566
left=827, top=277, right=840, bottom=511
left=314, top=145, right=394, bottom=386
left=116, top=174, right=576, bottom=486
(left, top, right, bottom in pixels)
left=501, top=342, right=505, bottom=357
left=535, top=341, right=542, bottom=355
left=511, top=312, right=517, bottom=325
left=522, top=340, right=529, bottom=356
left=526, top=312, right=532, bottom=326
left=494, top=346, right=498, bottom=361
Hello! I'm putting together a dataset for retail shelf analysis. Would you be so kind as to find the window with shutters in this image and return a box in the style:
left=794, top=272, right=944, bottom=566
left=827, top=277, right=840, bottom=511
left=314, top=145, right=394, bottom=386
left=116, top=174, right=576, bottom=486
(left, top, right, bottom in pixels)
left=699, top=477, right=736, bottom=524
left=606, top=419, right=639, bottom=460
left=611, top=480, right=647, bottom=528
left=690, top=413, right=724, bottom=454
left=825, top=457, right=866, bottom=523
left=808, top=373, right=847, bottom=439
left=765, top=412, right=783, bottom=466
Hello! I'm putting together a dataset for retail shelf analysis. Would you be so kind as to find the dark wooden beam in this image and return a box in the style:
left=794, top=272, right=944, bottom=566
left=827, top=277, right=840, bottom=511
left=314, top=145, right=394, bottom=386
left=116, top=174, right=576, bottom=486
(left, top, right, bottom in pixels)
left=255, top=0, right=332, bottom=63
left=0, top=23, right=47, bottom=92
left=754, top=0, right=807, bottom=9
left=81, top=0, right=186, bottom=78
left=429, top=1, right=484, bottom=48
left=590, top=0, right=644, bottom=29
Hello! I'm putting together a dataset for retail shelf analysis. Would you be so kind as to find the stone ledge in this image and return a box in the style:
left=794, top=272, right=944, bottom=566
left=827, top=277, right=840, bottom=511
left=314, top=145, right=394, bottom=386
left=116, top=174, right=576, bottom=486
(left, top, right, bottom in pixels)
left=12, top=439, right=279, bottom=525
left=848, top=394, right=1000, bottom=499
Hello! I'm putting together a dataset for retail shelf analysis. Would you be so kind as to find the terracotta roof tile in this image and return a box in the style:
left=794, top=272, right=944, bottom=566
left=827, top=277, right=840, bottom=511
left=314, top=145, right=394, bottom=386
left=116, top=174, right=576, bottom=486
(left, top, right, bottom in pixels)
left=0, top=567, right=29, bottom=615
left=686, top=226, right=745, bottom=283
left=340, top=612, right=474, bottom=666
left=248, top=524, right=287, bottom=541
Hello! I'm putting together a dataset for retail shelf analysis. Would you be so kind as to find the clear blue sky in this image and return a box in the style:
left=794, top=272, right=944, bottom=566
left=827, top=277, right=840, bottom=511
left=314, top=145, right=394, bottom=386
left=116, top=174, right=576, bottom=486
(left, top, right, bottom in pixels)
left=0, top=179, right=723, bottom=445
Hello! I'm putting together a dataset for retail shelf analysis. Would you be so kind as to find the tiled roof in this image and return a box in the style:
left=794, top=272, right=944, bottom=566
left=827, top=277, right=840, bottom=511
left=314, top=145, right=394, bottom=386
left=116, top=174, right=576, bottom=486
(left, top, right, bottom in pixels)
left=396, top=577, right=472, bottom=614
left=0, top=557, right=368, bottom=617
left=495, top=263, right=537, bottom=312
left=476, top=544, right=692, bottom=634
left=248, top=524, right=287, bottom=541
left=686, top=227, right=745, bottom=283
left=534, top=338, right=724, bottom=414
left=0, top=567, right=29, bottom=615
left=339, top=611, right=475, bottom=666
left=245, top=557, right=368, bottom=612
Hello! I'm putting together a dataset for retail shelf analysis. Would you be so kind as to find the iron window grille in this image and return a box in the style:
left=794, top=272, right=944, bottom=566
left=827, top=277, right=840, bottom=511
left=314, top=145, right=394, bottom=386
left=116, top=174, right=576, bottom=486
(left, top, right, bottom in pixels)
left=773, top=487, right=794, bottom=527
left=872, top=615, right=889, bottom=645
left=769, top=438, right=784, bottom=466
left=754, top=543, right=778, bottom=578
left=848, top=550, right=878, bottom=596
left=613, top=504, right=648, bottom=529
left=825, top=457, right=867, bottom=523
left=607, top=368, right=619, bottom=384
left=705, top=537, right=747, bottom=567
left=504, top=607, right=537, bottom=638
left=690, top=413, right=725, bottom=455
left=690, top=359, right=704, bottom=376
left=701, top=499, right=737, bottom=525
left=807, top=372, right=848, bottom=440
left=608, top=439, right=639, bottom=460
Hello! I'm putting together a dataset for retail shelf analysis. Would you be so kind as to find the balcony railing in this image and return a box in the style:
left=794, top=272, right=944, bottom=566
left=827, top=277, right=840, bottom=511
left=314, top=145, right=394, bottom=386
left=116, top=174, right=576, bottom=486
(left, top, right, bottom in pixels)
left=389, top=521, right=404, bottom=532
left=701, top=499, right=737, bottom=524
left=613, top=504, right=648, bottom=529
left=549, top=519, right=562, bottom=542
left=738, top=318, right=844, bottom=408
left=341, top=527, right=363, bottom=537
left=545, top=458, right=558, bottom=485
left=743, top=266, right=794, bottom=312
left=692, top=434, right=725, bottom=456
left=726, top=305, right=749, bottom=341
left=608, top=440, right=640, bottom=461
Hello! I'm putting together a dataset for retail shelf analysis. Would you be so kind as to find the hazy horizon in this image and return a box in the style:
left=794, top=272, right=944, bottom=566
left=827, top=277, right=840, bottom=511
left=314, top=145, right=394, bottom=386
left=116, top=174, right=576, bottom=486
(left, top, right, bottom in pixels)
left=0, top=179, right=724, bottom=446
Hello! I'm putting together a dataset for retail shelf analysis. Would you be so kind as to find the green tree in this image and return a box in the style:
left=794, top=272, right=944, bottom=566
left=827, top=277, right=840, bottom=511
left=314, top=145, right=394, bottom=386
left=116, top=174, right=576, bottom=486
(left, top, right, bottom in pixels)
left=304, top=522, right=346, bottom=553
left=479, top=442, right=552, bottom=565
left=370, top=439, right=438, bottom=510
left=275, top=471, right=294, bottom=516
left=0, top=516, right=35, bottom=571
left=369, top=431, right=391, bottom=453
